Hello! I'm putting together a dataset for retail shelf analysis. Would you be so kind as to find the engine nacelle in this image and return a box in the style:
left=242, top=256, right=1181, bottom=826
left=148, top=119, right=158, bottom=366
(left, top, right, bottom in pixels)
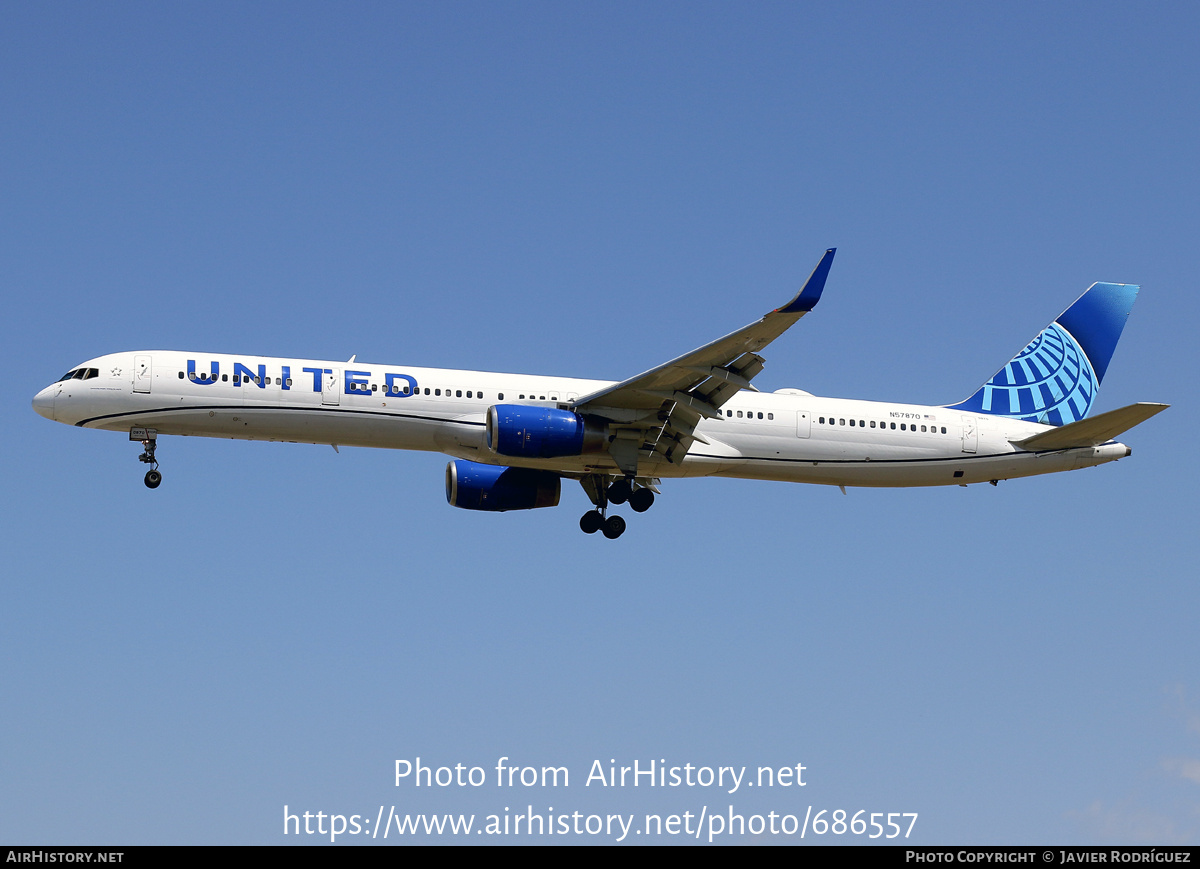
left=445, top=460, right=561, bottom=512
left=486, top=404, right=606, bottom=458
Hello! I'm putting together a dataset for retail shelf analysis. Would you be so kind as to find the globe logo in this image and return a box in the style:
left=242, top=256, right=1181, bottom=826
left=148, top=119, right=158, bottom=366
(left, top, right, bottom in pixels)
left=976, top=322, right=1096, bottom=424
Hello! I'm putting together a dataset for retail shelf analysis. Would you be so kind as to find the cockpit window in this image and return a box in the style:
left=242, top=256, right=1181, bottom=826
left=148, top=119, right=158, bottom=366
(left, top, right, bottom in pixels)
left=71, top=369, right=87, bottom=380
left=58, top=369, right=79, bottom=381
left=84, top=368, right=99, bottom=379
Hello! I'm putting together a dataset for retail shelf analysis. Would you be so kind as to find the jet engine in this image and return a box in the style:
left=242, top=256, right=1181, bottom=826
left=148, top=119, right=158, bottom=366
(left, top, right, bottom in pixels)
left=445, top=460, right=561, bottom=512
left=485, top=404, right=606, bottom=459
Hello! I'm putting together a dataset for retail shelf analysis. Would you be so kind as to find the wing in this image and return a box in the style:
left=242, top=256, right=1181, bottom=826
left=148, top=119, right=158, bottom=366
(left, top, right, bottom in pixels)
left=572, top=248, right=836, bottom=473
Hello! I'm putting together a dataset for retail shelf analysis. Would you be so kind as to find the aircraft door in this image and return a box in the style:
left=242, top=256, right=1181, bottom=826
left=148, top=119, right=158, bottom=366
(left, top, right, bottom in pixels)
left=322, top=369, right=341, bottom=406
left=961, top=415, right=978, bottom=453
left=796, top=410, right=811, bottom=438
left=133, top=355, right=152, bottom=393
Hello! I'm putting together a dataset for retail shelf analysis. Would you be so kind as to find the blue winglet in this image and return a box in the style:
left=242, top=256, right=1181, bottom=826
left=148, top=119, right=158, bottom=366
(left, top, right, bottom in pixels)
left=778, top=248, right=836, bottom=314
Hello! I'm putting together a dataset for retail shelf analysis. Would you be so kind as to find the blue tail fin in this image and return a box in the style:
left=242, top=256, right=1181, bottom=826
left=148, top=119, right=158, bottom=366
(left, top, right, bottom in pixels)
left=946, top=282, right=1139, bottom=425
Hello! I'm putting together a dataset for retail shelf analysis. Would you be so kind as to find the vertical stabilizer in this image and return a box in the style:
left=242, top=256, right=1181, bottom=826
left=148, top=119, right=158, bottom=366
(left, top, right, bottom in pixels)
left=946, top=282, right=1139, bottom=425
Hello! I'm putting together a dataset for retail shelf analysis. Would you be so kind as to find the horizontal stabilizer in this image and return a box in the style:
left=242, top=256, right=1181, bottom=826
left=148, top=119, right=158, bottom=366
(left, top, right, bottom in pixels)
left=1012, top=402, right=1168, bottom=451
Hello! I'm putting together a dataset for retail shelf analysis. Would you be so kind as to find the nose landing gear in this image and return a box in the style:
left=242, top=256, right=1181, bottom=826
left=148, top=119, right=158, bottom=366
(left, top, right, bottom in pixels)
left=130, top=427, right=162, bottom=489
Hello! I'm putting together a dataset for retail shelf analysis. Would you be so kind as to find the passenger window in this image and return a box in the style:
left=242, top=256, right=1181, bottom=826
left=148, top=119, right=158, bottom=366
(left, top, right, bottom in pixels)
left=870, top=421, right=876, bottom=428
left=456, top=390, right=462, bottom=397
left=277, top=378, right=282, bottom=386
left=178, top=372, right=184, bottom=379
left=737, top=411, right=743, bottom=418
left=757, top=412, right=763, bottom=419
left=850, top=419, right=855, bottom=426
left=768, top=413, right=773, bottom=420
left=498, top=393, right=504, bottom=400
left=728, top=410, right=733, bottom=417
left=941, top=427, right=946, bottom=434
left=839, top=418, right=845, bottom=425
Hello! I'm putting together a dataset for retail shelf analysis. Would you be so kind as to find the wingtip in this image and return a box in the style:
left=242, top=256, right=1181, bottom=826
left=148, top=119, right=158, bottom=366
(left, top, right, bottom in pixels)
left=777, top=248, right=836, bottom=314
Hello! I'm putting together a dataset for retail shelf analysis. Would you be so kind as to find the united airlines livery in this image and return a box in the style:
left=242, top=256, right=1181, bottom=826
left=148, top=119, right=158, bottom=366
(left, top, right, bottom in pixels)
left=32, top=250, right=1167, bottom=539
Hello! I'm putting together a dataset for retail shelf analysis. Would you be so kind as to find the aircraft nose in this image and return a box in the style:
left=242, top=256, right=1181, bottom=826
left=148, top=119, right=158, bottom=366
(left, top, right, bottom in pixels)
left=32, top=386, right=56, bottom=420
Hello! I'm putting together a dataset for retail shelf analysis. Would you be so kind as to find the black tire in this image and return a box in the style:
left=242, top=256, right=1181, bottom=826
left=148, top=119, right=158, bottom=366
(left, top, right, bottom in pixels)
left=630, top=487, right=654, bottom=513
left=144, top=470, right=162, bottom=489
left=579, top=510, right=603, bottom=534
left=602, top=514, right=626, bottom=539
left=607, top=478, right=632, bottom=504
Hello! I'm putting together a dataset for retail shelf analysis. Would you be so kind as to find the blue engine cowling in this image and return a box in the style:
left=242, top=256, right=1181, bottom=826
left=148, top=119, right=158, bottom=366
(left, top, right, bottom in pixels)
left=445, top=460, right=561, bottom=512
left=486, top=404, right=605, bottom=459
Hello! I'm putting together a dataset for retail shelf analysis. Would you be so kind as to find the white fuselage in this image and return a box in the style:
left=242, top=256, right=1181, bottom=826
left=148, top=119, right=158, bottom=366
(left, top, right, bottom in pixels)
left=32, top=350, right=1131, bottom=488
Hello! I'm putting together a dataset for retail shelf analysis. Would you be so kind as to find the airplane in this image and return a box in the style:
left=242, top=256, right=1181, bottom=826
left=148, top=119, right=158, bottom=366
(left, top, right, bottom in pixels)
left=32, top=249, right=1167, bottom=539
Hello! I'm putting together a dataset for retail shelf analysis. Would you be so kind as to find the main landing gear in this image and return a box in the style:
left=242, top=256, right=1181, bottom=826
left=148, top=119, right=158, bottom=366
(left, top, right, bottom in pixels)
left=131, top=427, right=162, bottom=489
left=578, top=475, right=656, bottom=539
left=579, top=509, right=624, bottom=539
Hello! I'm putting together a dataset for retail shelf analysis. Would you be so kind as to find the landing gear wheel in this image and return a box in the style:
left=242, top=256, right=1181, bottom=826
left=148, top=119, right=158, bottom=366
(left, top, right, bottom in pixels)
left=580, top=510, right=603, bottom=534
left=630, top=487, right=654, bottom=513
left=607, top=478, right=632, bottom=505
left=602, top=515, right=626, bottom=539
left=135, top=431, right=161, bottom=488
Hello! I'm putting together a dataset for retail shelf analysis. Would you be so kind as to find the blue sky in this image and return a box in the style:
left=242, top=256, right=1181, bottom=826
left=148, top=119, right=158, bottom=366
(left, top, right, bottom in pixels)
left=2, top=2, right=1197, bottom=844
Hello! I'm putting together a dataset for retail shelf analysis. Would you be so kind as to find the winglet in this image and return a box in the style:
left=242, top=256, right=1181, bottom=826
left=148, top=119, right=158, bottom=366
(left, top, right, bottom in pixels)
left=777, top=248, right=836, bottom=314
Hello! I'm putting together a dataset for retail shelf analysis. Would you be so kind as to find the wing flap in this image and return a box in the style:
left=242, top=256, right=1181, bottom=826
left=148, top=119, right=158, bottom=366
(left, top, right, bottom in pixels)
left=1011, top=402, right=1168, bottom=451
